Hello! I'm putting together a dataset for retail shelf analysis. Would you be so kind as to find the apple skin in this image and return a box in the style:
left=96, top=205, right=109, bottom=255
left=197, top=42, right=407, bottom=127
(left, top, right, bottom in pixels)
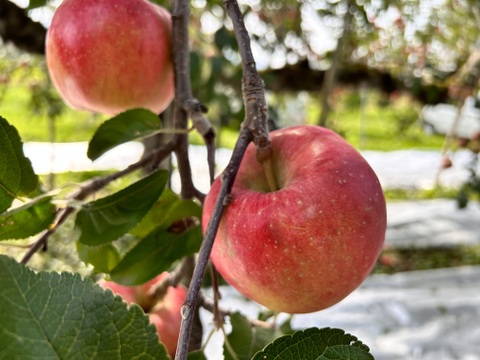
left=148, top=285, right=186, bottom=358
left=46, top=0, right=174, bottom=115
left=99, top=273, right=186, bottom=356
left=203, top=125, right=386, bottom=314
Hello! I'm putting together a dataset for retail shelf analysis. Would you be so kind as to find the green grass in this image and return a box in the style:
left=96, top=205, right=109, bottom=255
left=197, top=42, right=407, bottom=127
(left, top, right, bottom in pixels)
left=307, top=90, right=445, bottom=151
left=373, top=245, right=480, bottom=274
left=1, top=61, right=446, bottom=151
left=384, top=187, right=460, bottom=201
left=0, top=61, right=107, bottom=142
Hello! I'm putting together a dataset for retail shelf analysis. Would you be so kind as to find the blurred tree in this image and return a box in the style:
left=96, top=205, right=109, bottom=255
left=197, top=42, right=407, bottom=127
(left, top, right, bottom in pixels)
left=2, top=0, right=480, bottom=126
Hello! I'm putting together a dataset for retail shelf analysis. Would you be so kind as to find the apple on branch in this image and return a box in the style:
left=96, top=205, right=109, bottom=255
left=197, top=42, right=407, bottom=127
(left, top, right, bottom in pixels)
left=203, top=125, right=387, bottom=314
left=46, top=0, right=174, bottom=115
left=99, top=273, right=186, bottom=357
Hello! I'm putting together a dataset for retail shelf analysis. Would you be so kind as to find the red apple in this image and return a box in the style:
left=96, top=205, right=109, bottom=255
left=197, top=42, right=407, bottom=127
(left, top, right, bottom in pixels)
left=203, top=125, right=386, bottom=314
left=99, top=273, right=186, bottom=356
left=149, top=285, right=186, bottom=357
left=46, top=0, right=174, bottom=115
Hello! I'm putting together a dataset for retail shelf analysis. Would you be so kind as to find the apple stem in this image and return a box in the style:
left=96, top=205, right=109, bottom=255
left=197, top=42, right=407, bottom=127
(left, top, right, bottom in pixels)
left=262, top=158, right=278, bottom=192
left=210, top=265, right=225, bottom=329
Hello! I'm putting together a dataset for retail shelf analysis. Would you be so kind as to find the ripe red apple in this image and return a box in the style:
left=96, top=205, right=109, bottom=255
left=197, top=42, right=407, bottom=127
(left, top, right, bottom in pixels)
left=203, top=125, right=387, bottom=314
left=99, top=273, right=186, bottom=356
left=46, top=0, right=174, bottom=115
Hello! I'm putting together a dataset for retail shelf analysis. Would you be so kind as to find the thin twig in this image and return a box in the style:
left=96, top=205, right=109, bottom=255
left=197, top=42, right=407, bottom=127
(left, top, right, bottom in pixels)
left=175, top=127, right=253, bottom=359
left=199, top=293, right=275, bottom=329
left=172, top=0, right=215, bottom=201
left=209, top=264, right=224, bottom=329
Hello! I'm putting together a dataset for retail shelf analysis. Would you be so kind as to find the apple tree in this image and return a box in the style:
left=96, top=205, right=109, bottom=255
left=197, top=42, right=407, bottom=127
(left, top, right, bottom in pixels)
left=0, top=0, right=387, bottom=358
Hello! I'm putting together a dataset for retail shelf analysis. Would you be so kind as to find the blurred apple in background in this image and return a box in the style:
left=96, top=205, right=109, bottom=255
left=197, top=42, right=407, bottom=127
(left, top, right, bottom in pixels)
left=99, top=273, right=186, bottom=356
left=46, top=0, right=174, bottom=115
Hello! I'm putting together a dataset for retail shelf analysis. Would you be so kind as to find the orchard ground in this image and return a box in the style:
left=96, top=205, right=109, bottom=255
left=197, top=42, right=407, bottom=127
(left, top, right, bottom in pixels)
left=23, top=141, right=480, bottom=359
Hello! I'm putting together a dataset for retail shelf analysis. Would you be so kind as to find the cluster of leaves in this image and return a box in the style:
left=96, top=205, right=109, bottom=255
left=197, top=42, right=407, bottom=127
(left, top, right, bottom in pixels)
left=0, top=111, right=203, bottom=282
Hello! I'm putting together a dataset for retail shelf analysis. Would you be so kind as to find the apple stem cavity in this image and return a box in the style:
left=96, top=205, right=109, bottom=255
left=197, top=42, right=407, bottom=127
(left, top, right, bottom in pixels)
left=256, top=142, right=278, bottom=191
left=262, top=157, right=279, bottom=192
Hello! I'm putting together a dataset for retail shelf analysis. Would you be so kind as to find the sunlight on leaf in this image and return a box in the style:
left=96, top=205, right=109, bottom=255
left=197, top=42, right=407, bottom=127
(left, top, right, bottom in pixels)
left=77, top=242, right=121, bottom=273
left=0, top=195, right=55, bottom=240
left=87, top=108, right=161, bottom=160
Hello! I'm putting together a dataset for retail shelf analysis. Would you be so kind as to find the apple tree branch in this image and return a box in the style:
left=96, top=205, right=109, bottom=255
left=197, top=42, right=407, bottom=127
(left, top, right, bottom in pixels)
left=171, top=0, right=216, bottom=201
left=175, top=0, right=272, bottom=358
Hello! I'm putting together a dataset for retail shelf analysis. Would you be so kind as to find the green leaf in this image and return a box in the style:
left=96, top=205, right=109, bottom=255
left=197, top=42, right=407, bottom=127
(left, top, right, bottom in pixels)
left=87, top=108, right=161, bottom=160
left=252, top=328, right=374, bottom=360
left=0, top=255, right=169, bottom=359
left=130, top=189, right=202, bottom=238
left=0, top=195, right=55, bottom=240
left=77, top=242, right=121, bottom=273
left=0, top=116, right=38, bottom=213
left=76, top=169, right=168, bottom=246
left=225, top=312, right=279, bottom=360
left=28, top=0, right=47, bottom=9
left=214, top=27, right=238, bottom=51
left=110, top=225, right=202, bottom=286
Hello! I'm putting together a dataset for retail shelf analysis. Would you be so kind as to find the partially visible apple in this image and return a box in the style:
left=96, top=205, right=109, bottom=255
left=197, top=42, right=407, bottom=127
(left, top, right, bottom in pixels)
left=46, top=0, right=174, bottom=115
left=99, top=273, right=186, bottom=356
left=203, top=125, right=386, bottom=314
left=148, top=286, right=186, bottom=357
